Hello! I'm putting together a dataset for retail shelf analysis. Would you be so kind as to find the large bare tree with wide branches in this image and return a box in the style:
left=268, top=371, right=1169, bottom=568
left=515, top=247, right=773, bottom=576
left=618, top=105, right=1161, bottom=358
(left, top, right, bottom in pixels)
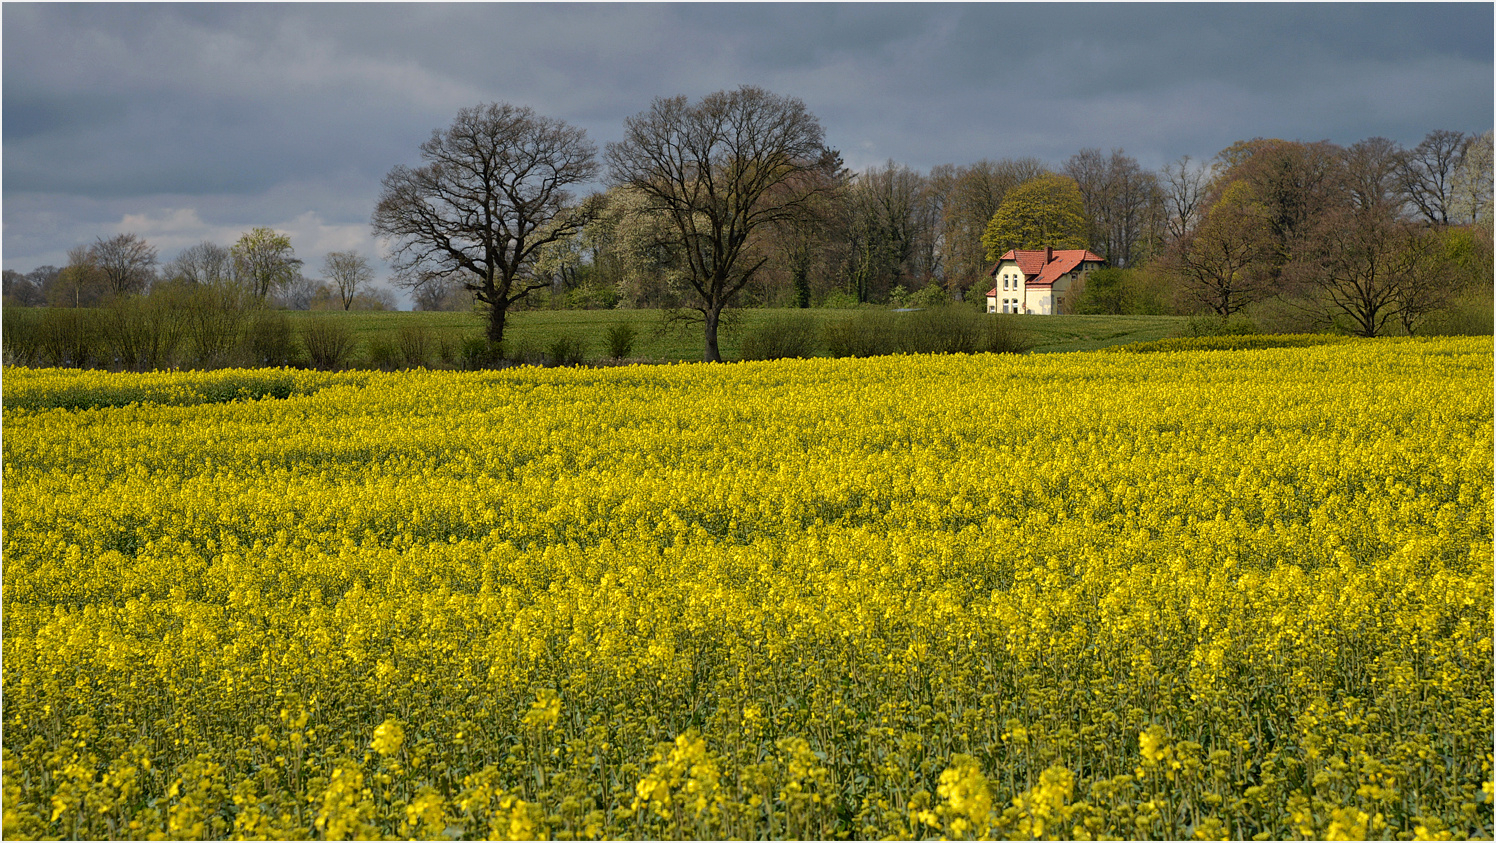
left=373, top=102, right=597, bottom=344
left=606, top=86, right=839, bottom=362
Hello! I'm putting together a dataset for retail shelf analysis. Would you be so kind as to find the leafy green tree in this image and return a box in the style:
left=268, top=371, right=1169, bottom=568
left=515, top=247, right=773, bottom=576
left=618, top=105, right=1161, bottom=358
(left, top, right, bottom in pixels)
left=232, top=227, right=302, bottom=302
left=48, top=246, right=108, bottom=308
left=981, top=173, right=1088, bottom=260
left=1074, top=267, right=1131, bottom=314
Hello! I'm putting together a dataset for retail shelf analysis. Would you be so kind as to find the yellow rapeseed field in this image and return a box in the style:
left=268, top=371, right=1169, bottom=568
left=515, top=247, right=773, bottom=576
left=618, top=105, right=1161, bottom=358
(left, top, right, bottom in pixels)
left=2, top=338, right=1492, bottom=840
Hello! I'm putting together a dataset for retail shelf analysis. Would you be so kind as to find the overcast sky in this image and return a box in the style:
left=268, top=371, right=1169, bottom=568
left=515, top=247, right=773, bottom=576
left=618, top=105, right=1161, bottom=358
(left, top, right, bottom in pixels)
left=4, top=2, right=1492, bottom=300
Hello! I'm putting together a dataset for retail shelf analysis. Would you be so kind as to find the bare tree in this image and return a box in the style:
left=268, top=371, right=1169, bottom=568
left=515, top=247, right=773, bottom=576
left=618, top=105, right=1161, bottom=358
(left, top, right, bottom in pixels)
left=166, top=242, right=236, bottom=288
left=929, top=158, right=1046, bottom=296
left=1064, top=148, right=1110, bottom=255
left=3, top=267, right=48, bottom=306
left=767, top=151, right=847, bottom=308
left=2, top=270, right=33, bottom=307
left=1399, top=129, right=1467, bottom=226
left=1169, top=181, right=1273, bottom=316
left=277, top=273, right=319, bottom=311
left=411, top=275, right=466, bottom=311
left=1161, top=155, right=1210, bottom=246
left=1213, top=138, right=1346, bottom=288
left=1100, top=151, right=1164, bottom=267
left=1303, top=204, right=1443, bottom=336
left=606, top=86, right=837, bottom=361
left=373, top=102, right=598, bottom=345
left=1343, top=137, right=1405, bottom=214
left=322, top=251, right=375, bottom=310
left=843, top=160, right=935, bottom=303
left=91, top=233, right=157, bottom=296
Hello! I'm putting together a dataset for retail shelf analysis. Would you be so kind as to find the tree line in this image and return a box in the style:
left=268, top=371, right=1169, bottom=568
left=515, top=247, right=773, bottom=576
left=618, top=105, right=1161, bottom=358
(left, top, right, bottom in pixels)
left=3, top=228, right=393, bottom=313
left=369, top=88, right=1491, bottom=360
left=6, top=86, right=1492, bottom=365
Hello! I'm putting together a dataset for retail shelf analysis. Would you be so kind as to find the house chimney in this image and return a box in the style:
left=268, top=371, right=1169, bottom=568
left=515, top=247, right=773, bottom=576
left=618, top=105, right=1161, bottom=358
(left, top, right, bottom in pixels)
left=1045, top=246, right=1054, bottom=263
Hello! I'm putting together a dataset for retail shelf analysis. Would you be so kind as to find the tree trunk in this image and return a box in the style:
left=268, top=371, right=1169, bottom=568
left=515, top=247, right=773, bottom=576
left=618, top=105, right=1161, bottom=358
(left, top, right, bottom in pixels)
left=486, top=302, right=508, bottom=346
left=703, top=308, right=722, bottom=363
left=793, top=266, right=811, bottom=309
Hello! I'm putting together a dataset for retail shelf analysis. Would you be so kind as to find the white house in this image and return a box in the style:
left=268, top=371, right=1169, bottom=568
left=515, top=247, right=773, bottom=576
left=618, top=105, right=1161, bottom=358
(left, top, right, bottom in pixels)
left=986, top=247, right=1107, bottom=315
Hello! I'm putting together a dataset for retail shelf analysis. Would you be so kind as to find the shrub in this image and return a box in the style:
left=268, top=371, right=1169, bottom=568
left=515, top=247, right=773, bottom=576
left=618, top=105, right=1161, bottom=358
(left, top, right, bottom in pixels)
left=1184, top=314, right=1258, bottom=337
left=819, top=290, right=861, bottom=309
left=909, top=284, right=950, bottom=309
left=303, top=316, right=356, bottom=371
left=547, top=334, right=587, bottom=367
left=508, top=337, right=544, bottom=367
left=101, top=296, right=155, bottom=371
left=1105, top=334, right=1352, bottom=354
left=460, top=336, right=504, bottom=370
left=366, top=337, right=401, bottom=371
left=185, top=284, right=254, bottom=368
left=1241, top=297, right=1334, bottom=335
left=605, top=321, right=638, bottom=360
left=823, top=306, right=1030, bottom=357
left=436, top=336, right=458, bottom=368
left=823, top=310, right=897, bottom=358
left=564, top=282, right=621, bottom=310
left=3, top=307, right=44, bottom=367
left=1421, top=288, right=1496, bottom=336
left=246, top=310, right=298, bottom=368
left=898, top=306, right=984, bottom=355
left=1074, top=268, right=1132, bottom=315
left=36, top=307, right=101, bottom=368
left=982, top=314, right=1036, bottom=354
left=741, top=313, right=819, bottom=361
left=397, top=324, right=431, bottom=368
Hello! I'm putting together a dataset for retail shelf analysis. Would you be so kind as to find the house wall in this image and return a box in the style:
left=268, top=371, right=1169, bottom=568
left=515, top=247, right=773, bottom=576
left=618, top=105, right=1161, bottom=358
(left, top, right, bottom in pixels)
left=1028, top=288, right=1053, bottom=315
left=989, top=258, right=1104, bottom=315
left=990, top=261, right=1027, bottom=313
left=1052, top=275, right=1074, bottom=314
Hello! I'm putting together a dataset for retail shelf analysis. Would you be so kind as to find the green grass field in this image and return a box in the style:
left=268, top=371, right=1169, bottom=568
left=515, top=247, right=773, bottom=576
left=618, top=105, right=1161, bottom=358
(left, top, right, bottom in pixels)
left=282, top=307, right=1192, bottom=362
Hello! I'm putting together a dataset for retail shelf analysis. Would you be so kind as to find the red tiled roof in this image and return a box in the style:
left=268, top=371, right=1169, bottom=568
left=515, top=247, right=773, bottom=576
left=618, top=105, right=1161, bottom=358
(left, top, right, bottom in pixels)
left=985, top=248, right=1106, bottom=295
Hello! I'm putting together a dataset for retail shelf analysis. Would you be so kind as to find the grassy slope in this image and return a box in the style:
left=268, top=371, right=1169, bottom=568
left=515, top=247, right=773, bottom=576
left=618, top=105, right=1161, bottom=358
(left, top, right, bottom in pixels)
left=282, top=307, right=1192, bottom=361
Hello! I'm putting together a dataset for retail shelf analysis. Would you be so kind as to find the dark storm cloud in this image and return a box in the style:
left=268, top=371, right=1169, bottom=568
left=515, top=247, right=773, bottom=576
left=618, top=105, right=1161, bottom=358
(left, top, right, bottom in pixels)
left=4, top=2, right=1491, bottom=279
